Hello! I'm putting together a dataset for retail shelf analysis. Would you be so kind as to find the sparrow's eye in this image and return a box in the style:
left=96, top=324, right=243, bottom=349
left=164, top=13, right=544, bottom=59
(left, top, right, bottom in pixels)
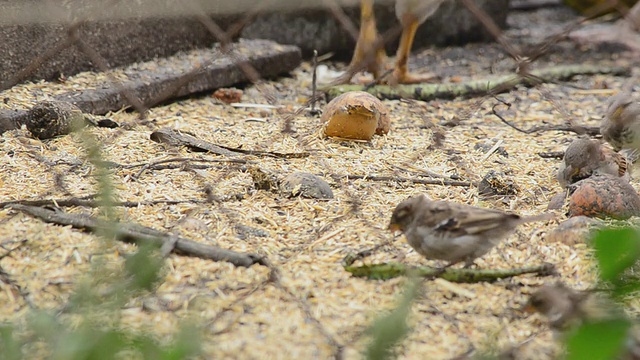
left=395, top=208, right=410, bottom=220
left=528, top=295, right=548, bottom=311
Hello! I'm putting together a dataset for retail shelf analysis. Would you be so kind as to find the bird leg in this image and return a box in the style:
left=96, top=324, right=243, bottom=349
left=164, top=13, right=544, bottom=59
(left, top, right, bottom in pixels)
left=337, top=0, right=388, bottom=84
left=436, top=259, right=463, bottom=273
left=390, top=13, right=438, bottom=84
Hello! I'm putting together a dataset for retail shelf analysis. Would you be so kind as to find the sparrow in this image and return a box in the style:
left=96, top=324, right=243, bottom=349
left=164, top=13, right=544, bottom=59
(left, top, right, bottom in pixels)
left=557, top=138, right=629, bottom=188
left=601, top=92, right=640, bottom=151
left=388, top=194, right=553, bottom=267
left=524, top=282, right=592, bottom=331
left=524, top=283, right=640, bottom=359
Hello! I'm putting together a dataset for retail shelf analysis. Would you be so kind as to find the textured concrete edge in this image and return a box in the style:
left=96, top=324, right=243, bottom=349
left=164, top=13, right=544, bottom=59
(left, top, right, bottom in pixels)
left=0, top=40, right=301, bottom=134
left=53, top=41, right=301, bottom=115
left=0, top=0, right=507, bottom=84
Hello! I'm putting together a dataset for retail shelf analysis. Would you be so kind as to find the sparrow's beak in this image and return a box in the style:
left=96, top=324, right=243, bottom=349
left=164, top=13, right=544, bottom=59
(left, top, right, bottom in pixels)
left=571, top=167, right=580, bottom=177
left=388, top=222, right=401, bottom=232
left=520, top=303, right=537, bottom=314
left=612, top=106, right=624, bottom=120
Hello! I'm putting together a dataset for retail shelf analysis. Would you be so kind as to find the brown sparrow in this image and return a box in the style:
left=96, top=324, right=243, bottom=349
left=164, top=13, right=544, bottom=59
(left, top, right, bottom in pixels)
left=524, top=283, right=591, bottom=331
left=525, top=283, right=640, bottom=358
left=388, top=194, right=553, bottom=267
left=557, top=138, right=629, bottom=188
left=601, top=92, right=640, bottom=151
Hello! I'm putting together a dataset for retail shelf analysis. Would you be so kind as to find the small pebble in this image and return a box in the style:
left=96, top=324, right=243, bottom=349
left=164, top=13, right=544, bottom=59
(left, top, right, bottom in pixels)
left=235, top=224, right=270, bottom=240
left=547, top=191, right=567, bottom=211
left=546, top=216, right=602, bottom=246
left=281, top=172, right=333, bottom=199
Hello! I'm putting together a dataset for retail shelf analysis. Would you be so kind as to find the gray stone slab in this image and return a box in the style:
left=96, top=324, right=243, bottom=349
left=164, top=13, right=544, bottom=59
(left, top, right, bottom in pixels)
left=0, top=39, right=300, bottom=133
left=52, top=39, right=301, bottom=115
left=0, top=0, right=507, bottom=84
left=0, top=16, right=238, bottom=86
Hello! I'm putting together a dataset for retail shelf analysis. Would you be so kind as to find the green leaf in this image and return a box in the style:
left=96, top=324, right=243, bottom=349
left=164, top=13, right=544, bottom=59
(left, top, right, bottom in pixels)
left=592, top=227, right=640, bottom=283
left=160, top=325, right=202, bottom=360
left=53, top=328, right=126, bottom=360
left=125, top=242, right=164, bottom=292
left=365, top=278, right=420, bottom=360
left=0, top=324, right=21, bottom=360
left=565, top=319, right=630, bottom=360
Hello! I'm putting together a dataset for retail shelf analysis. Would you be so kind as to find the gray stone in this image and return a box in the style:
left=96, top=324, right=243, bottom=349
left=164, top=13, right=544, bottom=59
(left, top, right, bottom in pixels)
left=281, top=172, right=334, bottom=200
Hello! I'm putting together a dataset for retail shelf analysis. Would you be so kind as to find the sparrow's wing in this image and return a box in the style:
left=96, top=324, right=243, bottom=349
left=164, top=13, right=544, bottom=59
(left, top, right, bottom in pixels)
left=425, top=201, right=520, bottom=236
left=614, top=152, right=628, bottom=177
left=602, top=144, right=628, bottom=177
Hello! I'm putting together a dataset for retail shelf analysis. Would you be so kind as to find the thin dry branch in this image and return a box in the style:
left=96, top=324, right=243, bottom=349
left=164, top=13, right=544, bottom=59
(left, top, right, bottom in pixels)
left=492, top=101, right=601, bottom=136
left=150, top=128, right=310, bottom=158
left=0, top=265, right=34, bottom=308
left=325, top=64, right=629, bottom=101
left=0, top=194, right=244, bottom=209
left=345, top=262, right=557, bottom=282
left=7, top=204, right=264, bottom=267
left=538, top=151, right=565, bottom=159
left=338, top=174, right=474, bottom=187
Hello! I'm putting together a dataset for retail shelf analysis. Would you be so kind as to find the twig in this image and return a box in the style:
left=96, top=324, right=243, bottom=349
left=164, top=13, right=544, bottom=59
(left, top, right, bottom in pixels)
left=0, top=265, right=34, bottom=308
left=342, top=240, right=393, bottom=267
left=390, top=164, right=462, bottom=181
left=0, top=239, right=28, bottom=260
left=7, top=204, right=264, bottom=267
left=479, top=139, right=504, bottom=163
left=310, top=49, right=320, bottom=115
left=126, top=157, right=249, bottom=169
left=538, top=151, right=565, bottom=159
left=344, top=262, right=557, bottom=282
left=492, top=100, right=601, bottom=136
left=0, top=194, right=244, bottom=209
left=274, top=279, right=345, bottom=359
left=509, top=0, right=562, bottom=11
left=325, top=64, right=629, bottom=101
left=338, top=174, right=474, bottom=187
left=150, top=128, right=310, bottom=159
left=207, top=277, right=272, bottom=335
left=0, top=239, right=32, bottom=307
left=131, top=156, right=249, bottom=179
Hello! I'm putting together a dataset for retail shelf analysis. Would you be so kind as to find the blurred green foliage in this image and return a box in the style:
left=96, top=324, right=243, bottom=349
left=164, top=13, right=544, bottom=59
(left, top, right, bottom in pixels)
left=364, top=277, right=420, bottom=360
left=564, top=225, right=640, bottom=359
left=0, top=129, right=201, bottom=359
left=0, top=243, right=201, bottom=359
left=565, top=318, right=630, bottom=360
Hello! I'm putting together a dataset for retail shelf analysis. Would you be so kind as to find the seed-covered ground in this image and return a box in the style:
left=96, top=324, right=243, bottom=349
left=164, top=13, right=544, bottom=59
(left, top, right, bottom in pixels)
left=1, top=6, right=639, bottom=360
